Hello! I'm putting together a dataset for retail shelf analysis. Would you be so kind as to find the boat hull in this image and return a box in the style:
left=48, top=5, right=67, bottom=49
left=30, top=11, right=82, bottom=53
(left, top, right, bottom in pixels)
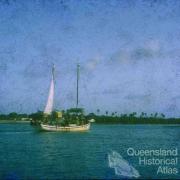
left=40, top=123, right=90, bottom=132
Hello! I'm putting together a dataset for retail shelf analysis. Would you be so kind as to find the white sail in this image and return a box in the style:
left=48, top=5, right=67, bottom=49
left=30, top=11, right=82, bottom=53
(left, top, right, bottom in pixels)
left=44, top=66, right=55, bottom=114
left=40, top=64, right=91, bottom=132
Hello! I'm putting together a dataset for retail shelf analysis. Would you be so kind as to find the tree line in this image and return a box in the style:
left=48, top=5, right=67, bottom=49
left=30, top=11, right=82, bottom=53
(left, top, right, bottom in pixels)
left=87, top=109, right=180, bottom=124
left=0, top=109, right=180, bottom=124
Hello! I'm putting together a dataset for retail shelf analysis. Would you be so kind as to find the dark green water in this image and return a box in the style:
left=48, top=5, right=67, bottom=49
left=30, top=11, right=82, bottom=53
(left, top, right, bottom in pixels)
left=0, top=123, right=179, bottom=179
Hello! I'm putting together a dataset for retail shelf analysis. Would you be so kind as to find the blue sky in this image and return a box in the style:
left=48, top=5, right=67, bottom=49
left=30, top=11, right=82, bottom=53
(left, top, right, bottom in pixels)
left=0, top=0, right=180, bottom=117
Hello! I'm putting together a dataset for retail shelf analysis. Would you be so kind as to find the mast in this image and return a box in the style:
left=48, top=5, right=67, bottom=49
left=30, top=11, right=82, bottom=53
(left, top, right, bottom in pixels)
left=76, top=63, right=80, bottom=108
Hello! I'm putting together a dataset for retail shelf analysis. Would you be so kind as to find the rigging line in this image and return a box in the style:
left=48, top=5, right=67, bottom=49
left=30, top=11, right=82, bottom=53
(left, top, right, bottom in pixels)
left=82, top=74, right=94, bottom=114
left=60, top=72, right=75, bottom=109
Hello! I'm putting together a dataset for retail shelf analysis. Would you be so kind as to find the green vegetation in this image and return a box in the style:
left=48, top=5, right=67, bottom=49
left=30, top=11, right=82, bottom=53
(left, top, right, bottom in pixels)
left=87, top=114, right=180, bottom=124
left=87, top=111, right=180, bottom=124
left=29, top=108, right=88, bottom=126
left=0, top=110, right=180, bottom=124
left=0, top=112, right=28, bottom=121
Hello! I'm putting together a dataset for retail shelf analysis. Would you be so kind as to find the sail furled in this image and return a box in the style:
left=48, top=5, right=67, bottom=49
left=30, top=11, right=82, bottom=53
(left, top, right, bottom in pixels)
left=44, top=66, right=55, bottom=114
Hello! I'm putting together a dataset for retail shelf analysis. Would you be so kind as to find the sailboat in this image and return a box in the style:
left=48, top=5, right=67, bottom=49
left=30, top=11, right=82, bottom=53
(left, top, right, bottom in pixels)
left=40, top=64, right=91, bottom=132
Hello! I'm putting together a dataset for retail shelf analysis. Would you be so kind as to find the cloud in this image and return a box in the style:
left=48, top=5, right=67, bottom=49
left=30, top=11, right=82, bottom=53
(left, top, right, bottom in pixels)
left=108, top=39, right=162, bottom=65
left=131, top=48, right=154, bottom=59
left=146, top=39, right=160, bottom=52
left=132, top=40, right=161, bottom=60
left=125, top=94, right=151, bottom=100
left=173, top=95, right=180, bottom=100
left=85, top=55, right=102, bottom=71
left=92, top=88, right=121, bottom=95
left=86, top=59, right=98, bottom=70
left=0, top=62, right=7, bottom=73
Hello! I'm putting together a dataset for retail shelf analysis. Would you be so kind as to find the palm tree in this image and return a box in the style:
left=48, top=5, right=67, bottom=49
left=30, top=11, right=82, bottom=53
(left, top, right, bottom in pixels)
left=154, top=112, right=158, bottom=118
left=122, top=114, right=127, bottom=118
left=105, top=111, right=108, bottom=116
left=140, top=112, right=145, bottom=118
left=161, top=113, right=165, bottom=119
left=129, top=112, right=137, bottom=118
left=97, top=109, right=100, bottom=115
left=114, top=111, right=118, bottom=117
left=144, top=113, right=147, bottom=118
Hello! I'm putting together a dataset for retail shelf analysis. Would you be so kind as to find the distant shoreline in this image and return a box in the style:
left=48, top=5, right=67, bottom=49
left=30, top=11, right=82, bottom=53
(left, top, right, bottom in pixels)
left=86, top=114, right=180, bottom=124
left=1, top=111, right=180, bottom=125
left=0, top=119, right=179, bottom=125
left=94, top=122, right=180, bottom=125
left=0, top=120, right=30, bottom=123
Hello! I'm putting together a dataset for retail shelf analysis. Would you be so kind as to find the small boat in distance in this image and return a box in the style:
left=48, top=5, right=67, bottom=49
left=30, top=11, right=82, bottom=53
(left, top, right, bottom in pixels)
left=89, top=119, right=95, bottom=123
left=40, top=64, right=91, bottom=132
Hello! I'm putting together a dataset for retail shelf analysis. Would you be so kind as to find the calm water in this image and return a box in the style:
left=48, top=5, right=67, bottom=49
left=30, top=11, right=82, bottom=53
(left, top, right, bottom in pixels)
left=0, top=123, right=179, bottom=179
